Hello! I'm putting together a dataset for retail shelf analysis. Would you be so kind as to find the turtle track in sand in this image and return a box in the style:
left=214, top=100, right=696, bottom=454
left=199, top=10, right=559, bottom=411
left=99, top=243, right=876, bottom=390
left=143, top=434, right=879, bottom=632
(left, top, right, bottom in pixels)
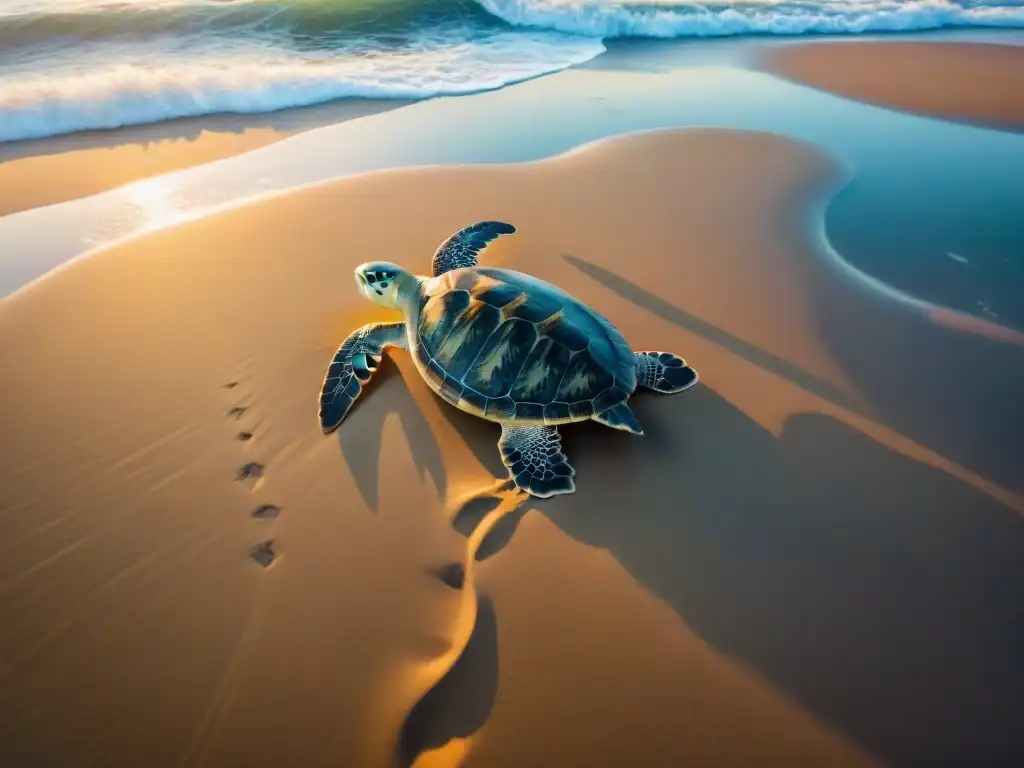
left=394, top=479, right=530, bottom=767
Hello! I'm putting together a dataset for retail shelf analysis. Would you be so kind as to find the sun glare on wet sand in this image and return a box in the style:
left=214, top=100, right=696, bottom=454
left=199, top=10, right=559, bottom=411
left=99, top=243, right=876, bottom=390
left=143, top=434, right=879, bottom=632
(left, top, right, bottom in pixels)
left=126, top=176, right=187, bottom=231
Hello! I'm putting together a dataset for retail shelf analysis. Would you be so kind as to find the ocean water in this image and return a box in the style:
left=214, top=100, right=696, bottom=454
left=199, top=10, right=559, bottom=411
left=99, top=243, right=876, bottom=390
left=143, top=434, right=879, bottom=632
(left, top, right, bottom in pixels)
left=1, top=0, right=1023, bottom=143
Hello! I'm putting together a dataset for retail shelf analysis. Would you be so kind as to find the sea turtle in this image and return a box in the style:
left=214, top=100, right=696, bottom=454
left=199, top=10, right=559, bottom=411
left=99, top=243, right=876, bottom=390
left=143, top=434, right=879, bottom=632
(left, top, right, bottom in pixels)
left=319, top=221, right=699, bottom=498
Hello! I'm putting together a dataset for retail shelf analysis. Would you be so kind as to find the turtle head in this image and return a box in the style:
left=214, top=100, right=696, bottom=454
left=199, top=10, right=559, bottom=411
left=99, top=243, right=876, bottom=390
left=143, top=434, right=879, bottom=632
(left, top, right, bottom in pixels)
left=354, top=262, right=414, bottom=310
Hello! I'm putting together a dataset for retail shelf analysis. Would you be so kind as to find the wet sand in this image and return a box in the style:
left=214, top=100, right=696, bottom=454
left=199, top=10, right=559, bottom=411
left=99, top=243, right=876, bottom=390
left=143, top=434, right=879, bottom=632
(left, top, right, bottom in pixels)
left=760, top=40, right=1024, bottom=133
left=2, top=125, right=1022, bottom=767
left=0, top=98, right=409, bottom=217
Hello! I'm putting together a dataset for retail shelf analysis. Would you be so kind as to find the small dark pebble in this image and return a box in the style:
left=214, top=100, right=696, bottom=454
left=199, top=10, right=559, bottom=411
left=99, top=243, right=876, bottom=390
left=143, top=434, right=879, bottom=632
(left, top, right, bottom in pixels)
left=434, top=563, right=465, bottom=590
left=249, top=541, right=276, bottom=568
left=224, top=382, right=239, bottom=390
left=236, top=431, right=254, bottom=441
left=251, top=504, right=281, bottom=519
left=228, top=405, right=247, bottom=419
left=237, top=462, right=264, bottom=481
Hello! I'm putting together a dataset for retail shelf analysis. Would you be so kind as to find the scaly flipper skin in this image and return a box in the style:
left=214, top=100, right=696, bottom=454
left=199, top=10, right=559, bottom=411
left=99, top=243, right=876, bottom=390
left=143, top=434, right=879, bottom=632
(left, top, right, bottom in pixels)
left=319, top=322, right=407, bottom=432
left=498, top=424, right=576, bottom=498
left=431, top=221, right=516, bottom=276
left=635, top=351, right=699, bottom=394
left=592, top=402, right=644, bottom=435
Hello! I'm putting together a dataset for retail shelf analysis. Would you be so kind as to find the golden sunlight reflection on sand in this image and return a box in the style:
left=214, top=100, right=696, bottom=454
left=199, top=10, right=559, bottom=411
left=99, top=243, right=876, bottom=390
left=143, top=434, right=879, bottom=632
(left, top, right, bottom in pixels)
left=126, top=175, right=186, bottom=230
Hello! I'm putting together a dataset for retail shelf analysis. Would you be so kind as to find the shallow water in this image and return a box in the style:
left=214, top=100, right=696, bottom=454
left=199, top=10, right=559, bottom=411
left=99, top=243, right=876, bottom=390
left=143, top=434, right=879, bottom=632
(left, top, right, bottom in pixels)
left=3, top=32, right=1022, bottom=331
left=429, top=40, right=1024, bottom=328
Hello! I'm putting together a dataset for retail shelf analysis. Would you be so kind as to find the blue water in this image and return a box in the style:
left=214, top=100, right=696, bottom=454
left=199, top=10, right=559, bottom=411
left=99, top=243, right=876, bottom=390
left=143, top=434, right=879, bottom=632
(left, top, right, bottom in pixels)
left=1, top=0, right=1023, bottom=142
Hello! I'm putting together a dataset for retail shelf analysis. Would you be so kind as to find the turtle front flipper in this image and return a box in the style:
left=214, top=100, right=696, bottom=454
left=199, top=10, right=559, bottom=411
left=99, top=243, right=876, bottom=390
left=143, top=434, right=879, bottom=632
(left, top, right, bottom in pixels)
left=635, top=351, right=699, bottom=394
left=499, top=424, right=576, bottom=498
left=431, top=221, right=516, bottom=276
left=319, top=322, right=407, bottom=433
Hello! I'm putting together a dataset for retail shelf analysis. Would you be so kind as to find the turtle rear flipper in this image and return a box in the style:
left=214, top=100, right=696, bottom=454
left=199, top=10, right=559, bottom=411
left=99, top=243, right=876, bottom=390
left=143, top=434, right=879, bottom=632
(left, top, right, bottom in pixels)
left=499, top=424, right=576, bottom=498
left=592, top=402, right=644, bottom=435
left=319, top=322, right=407, bottom=432
left=635, top=351, right=699, bottom=394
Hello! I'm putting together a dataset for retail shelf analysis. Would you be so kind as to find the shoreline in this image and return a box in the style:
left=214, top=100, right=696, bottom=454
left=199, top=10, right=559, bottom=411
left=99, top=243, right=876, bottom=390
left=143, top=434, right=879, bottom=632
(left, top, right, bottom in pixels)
left=3, top=125, right=1022, bottom=766
left=1, top=29, right=1021, bottom=223
left=0, top=98, right=411, bottom=217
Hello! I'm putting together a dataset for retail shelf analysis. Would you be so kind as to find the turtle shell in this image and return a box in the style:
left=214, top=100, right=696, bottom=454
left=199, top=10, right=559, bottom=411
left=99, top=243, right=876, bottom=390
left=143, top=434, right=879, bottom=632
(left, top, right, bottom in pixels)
left=414, top=267, right=636, bottom=424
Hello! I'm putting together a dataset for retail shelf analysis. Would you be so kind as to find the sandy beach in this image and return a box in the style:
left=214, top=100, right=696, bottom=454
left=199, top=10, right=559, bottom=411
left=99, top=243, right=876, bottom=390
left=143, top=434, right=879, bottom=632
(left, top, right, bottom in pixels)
left=2, top=36, right=1024, bottom=768
left=761, top=41, right=1024, bottom=133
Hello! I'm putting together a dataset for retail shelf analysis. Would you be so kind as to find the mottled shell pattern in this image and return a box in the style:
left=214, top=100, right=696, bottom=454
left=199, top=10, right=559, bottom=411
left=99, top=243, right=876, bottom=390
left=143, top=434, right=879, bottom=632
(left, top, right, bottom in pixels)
left=413, top=266, right=637, bottom=424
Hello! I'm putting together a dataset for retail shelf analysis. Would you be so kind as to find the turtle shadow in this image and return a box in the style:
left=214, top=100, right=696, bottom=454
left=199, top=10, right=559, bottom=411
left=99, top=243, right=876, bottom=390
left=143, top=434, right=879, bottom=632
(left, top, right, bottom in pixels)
left=440, top=389, right=677, bottom=561
left=435, top=381, right=664, bottom=562
left=436, top=406, right=636, bottom=563
left=544, top=384, right=1024, bottom=767
left=560, top=252, right=1024, bottom=493
left=806, top=251, right=1024, bottom=494
left=431, top=396, right=509, bottom=481
left=395, top=596, right=500, bottom=768
left=560, top=253, right=866, bottom=415
left=335, top=354, right=513, bottom=517
left=335, top=357, right=447, bottom=512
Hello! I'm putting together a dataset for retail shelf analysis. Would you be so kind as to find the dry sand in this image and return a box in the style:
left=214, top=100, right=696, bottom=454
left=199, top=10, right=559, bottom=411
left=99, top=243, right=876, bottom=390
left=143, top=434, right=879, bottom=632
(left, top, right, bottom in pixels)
left=760, top=40, right=1024, bottom=133
left=2, top=126, right=1023, bottom=768
left=0, top=98, right=409, bottom=217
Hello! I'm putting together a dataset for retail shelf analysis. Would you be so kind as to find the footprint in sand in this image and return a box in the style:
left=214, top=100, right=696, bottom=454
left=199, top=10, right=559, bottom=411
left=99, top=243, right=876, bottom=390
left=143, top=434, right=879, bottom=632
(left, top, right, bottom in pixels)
left=224, top=382, right=283, bottom=563
left=249, top=540, right=276, bottom=568
left=251, top=504, right=281, bottom=519
left=236, top=461, right=264, bottom=483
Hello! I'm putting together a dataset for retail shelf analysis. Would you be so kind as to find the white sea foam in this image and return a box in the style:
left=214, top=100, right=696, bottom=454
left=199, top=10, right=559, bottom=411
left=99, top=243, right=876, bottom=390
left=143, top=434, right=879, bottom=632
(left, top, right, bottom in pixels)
left=0, top=31, right=604, bottom=142
left=476, top=0, right=1024, bottom=38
